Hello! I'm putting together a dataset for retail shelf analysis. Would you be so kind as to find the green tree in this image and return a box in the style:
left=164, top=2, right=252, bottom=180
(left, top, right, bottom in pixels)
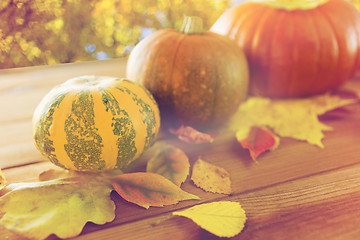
left=0, top=0, right=229, bottom=69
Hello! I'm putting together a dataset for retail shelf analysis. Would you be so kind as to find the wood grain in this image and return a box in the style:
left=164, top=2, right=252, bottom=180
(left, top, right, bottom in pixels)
left=0, top=59, right=360, bottom=240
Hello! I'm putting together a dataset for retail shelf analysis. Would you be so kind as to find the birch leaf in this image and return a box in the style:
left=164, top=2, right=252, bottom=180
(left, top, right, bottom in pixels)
left=0, top=169, right=6, bottom=191
left=237, top=126, right=280, bottom=160
left=229, top=93, right=357, bottom=147
left=0, top=177, right=115, bottom=240
left=173, top=201, right=246, bottom=238
left=146, top=144, right=190, bottom=186
left=169, top=125, right=214, bottom=144
left=111, top=172, right=200, bottom=209
left=191, top=158, right=232, bottom=194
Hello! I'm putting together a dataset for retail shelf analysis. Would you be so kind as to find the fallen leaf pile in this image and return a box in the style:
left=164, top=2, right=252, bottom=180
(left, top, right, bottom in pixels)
left=191, top=158, right=232, bottom=195
left=228, top=93, right=358, bottom=159
left=173, top=201, right=246, bottom=238
left=0, top=144, right=245, bottom=239
left=0, top=144, right=200, bottom=239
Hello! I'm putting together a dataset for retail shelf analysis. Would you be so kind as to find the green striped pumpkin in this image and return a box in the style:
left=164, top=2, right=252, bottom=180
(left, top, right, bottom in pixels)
left=32, top=75, right=161, bottom=172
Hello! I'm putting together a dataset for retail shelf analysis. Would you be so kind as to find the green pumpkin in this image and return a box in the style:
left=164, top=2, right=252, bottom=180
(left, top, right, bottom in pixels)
left=32, top=75, right=160, bottom=172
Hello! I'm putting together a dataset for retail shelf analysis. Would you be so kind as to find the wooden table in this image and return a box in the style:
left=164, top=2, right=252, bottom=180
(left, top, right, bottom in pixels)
left=1, top=58, right=360, bottom=240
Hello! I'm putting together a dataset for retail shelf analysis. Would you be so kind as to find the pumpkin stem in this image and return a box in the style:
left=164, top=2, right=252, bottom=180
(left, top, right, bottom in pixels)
left=180, top=16, right=204, bottom=35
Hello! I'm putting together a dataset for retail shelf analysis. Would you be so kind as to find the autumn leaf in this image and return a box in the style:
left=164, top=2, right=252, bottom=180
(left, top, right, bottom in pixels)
left=111, top=172, right=200, bottom=209
left=229, top=93, right=357, bottom=148
left=0, top=177, right=115, bottom=240
left=0, top=169, right=5, bottom=192
left=173, top=201, right=246, bottom=238
left=237, top=126, right=280, bottom=160
left=191, top=158, right=232, bottom=194
left=169, top=125, right=214, bottom=144
left=146, top=143, right=190, bottom=186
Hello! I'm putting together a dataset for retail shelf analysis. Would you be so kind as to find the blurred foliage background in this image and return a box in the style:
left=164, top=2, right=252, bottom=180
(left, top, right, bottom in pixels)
left=0, top=0, right=239, bottom=69
left=1, top=0, right=359, bottom=69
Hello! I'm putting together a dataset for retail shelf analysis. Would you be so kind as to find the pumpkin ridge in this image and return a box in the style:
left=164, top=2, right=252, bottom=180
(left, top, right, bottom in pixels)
left=251, top=7, right=277, bottom=95
left=114, top=85, right=158, bottom=151
left=148, top=30, right=178, bottom=93
left=49, top=92, right=78, bottom=170
left=285, top=11, right=306, bottom=96
left=317, top=5, right=344, bottom=90
left=101, top=87, right=138, bottom=169
left=93, top=89, right=119, bottom=170
left=305, top=10, right=322, bottom=94
left=233, top=4, right=267, bottom=44
left=228, top=5, right=253, bottom=40
left=34, top=93, right=67, bottom=169
left=168, top=33, right=187, bottom=124
left=341, top=1, right=360, bottom=77
left=268, top=10, right=289, bottom=96
left=64, top=91, right=106, bottom=171
left=203, top=35, right=219, bottom=124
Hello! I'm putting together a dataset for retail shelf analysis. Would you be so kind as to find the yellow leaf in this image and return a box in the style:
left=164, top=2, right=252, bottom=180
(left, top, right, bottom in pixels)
left=191, top=158, right=232, bottom=194
left=173, top=201, right=246, bottom=238
left=0, top=168, right=6, bottom=191
left=0, top=177, right=115, bottom=240
left=229, top=93, right=357, bottom=148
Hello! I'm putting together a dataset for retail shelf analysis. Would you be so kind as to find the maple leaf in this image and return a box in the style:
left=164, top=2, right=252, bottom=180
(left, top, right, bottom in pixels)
left=229, top=93, right=357, bottom=148
left=0, top=168, right=6, bottom=192
left=191, top=158, right=232, bottom=194
left=0, top=176, right=115, bottom=240
left=111, top=172, right=200, bottom=209
left=236, top=126, right=280, bottom=160
left=146, top=143, right=190, bottom=186
left=173, top=201, right=246, bottom=238
left=169, top=125, right=214, bottom=144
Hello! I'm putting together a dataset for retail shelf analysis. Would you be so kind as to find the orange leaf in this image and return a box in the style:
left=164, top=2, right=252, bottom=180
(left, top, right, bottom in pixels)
left=111, top=172, right=199, bottom=209
left=146, top=144, right=190, bottom=186
left=237, top=126, right=279, bottom=160
left=169, top=125, right=214, bottom=144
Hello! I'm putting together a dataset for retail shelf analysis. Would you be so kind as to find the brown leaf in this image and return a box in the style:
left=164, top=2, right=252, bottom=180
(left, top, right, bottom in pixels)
left=169, top=125, right=214, bottom=144
left=236, top=126, right=279, bottom=160
left=146, top=143, right=190, bottom=186
left=111, top=172, right=200, bottom=209
left=191, top=158, right=232, bottom=194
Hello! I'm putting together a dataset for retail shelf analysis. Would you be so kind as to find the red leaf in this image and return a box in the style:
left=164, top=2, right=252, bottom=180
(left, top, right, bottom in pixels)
left=111, top=172, right=199, bottom=209
left=146, top=144, right=190, bottom=186
left=237, top=127, right=279, bottom=160
left=169, top=125, right=214, bottom=144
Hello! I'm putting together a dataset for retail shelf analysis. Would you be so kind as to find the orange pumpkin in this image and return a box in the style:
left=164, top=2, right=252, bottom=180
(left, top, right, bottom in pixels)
left=211, top=0, right=360, bottom=98
left=126, top=16, right=249, bottom=129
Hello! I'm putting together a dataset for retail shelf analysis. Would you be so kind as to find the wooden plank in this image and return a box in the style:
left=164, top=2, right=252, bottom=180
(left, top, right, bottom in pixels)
left=41, top=161, right=360, bottom=240
left=1, top=59, right=360, bottom=240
